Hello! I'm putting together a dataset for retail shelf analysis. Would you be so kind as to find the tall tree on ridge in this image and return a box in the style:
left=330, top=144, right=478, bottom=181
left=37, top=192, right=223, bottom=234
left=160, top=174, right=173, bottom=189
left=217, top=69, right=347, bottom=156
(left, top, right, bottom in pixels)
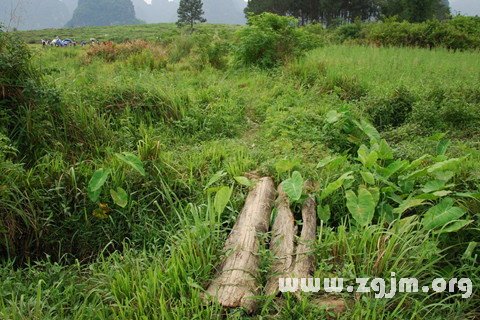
left=177, top=0, right=206, bottom=31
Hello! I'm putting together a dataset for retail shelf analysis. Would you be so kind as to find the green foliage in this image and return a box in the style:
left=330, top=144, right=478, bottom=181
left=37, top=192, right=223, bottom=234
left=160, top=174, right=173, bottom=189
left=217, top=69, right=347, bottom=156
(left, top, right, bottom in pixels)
left=345, top=186, right=377, bottom=227
left=422, top=197, right=469, bottom=233
left=356, top=16, right=480, bottom=50
left=214, top=186, right=233, bottom=215
left=281, top=171, right=304, bottom=202
left=115, top=152, right=146, bottom=176
left=1, top=23, right=480, bottom=319
left=176, top=0, right=207, bottom=30
left=235, top=13, right=318, bottom=68
left=245, top=0, right=449, bottom=25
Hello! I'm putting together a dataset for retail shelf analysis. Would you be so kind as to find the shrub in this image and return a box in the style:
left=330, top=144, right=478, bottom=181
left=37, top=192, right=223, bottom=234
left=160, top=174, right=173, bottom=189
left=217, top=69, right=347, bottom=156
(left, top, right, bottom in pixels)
left=344, top=17, right=480, bottom=50
left=235, top=13, right=318, bottom=68
left=85, top=40, right=156, bottom=63
left=0, top=28, right=38, bottom=113
left=127, top=49, right=168, bottom=71
left=366, top=87, right=416, bottom=130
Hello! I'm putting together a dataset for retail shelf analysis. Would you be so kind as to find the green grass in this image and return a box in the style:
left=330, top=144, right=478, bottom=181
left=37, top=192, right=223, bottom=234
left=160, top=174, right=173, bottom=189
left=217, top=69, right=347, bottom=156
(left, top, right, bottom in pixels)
left=1, top=23, right=479, bottom=319
left=14, top=23, right=241, bottom=44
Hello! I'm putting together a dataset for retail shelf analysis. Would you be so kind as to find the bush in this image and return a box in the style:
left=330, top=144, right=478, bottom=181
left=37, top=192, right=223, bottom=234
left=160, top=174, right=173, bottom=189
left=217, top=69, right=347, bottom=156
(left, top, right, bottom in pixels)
left=235, top=13, right=318, bottom=68
left=85, top=40, right=157, bottom=63
left=0, top=28, right=38, bottom=113
left=366, top=87, right=416, bottom=130
left=342, top=16, right=480, bottom=50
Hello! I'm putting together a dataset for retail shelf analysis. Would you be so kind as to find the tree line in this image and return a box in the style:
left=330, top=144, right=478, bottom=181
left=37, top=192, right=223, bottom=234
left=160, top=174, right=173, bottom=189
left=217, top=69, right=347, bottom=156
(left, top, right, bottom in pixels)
left=245, top=0, right=451, bottom=26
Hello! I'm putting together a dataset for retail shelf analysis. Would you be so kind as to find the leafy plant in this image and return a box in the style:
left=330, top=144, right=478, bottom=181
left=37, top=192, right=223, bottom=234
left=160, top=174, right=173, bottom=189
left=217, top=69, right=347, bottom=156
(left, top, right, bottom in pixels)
left=235, top=13, right=318, bottom=68
left=281, top=171, right=304, bottom=202
left=87, top=153, right=145, bottom=209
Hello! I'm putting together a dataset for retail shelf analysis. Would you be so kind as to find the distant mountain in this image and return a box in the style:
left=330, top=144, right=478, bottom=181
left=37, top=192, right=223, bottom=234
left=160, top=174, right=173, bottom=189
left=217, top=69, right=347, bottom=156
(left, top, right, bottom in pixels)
left=0, top=0, right=71, bottom=30
left=132, top=0, right=247, bottom=24
left=67, top=0, right=140, bottom=27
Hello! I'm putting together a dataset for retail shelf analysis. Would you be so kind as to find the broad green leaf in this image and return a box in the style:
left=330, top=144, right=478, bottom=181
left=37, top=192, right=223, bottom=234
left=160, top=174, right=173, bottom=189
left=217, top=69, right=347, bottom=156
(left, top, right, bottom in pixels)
left=317, top=205, right=331, bottom=223
left=401, top=167, right=428, bottom=181
left=369, top=187, right=380, bottom=205
left=427, top=158, right=462, bottom=174
left=116, top=152, right=146, bottom=176
left=353, top=119, right=381, bottom=141
left=346, top=187, right=376, bottom=227
left=422, top=180, right=447, bottom=193
left=357, top=145, right=369, bottom=166
left=281, top=171, right=304, bottom=202
left=455, top=192, right=480, bottom=200
left=325, top=110, right=342, bottom=124
left=357, top=145, right=378, bottom=168
left=275, top=159, right=298, bottom=175
left=432, top=171, right=455, bottom=182
left=377, top=160, right=407, bottom=179
left=360, top=171, right=375, bottom=185
left=376, top=139, right=394, bottom=160
left=403, top=155, right=430, bottom=172
left=214, top=186, right=232, bottom=215
left=320, top=171, right=353, bottom=200
left=204, top=170, right=226, bottom=190
left=316, top=156, right=337, bottom=169
left=422, top=198, right=466, bottom=231
left=432, top=190, right=452, bottom=197
left=234, top=176, right=252, bottom=187
left=462, top=242, right=478, bottom=261
left=436, top=220, right=473, bottom=234
left=88, top=168, right=111, bottom=196
left=393, top=198, right=426, bottom=215
left=436, top=139, right=451, bottom=156
left=110, top=187, right=128, bottom=208
left=88, top=188, right=101, bottom=203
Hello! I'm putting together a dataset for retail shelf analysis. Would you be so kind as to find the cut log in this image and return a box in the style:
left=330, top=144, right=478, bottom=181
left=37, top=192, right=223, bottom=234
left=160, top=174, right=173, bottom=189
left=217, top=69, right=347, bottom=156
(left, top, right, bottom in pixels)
left=205, top=177, right=276, bottom=313
left=264, top=185, right=296, bottom=296
left=291, top=195, right=317, bottom=279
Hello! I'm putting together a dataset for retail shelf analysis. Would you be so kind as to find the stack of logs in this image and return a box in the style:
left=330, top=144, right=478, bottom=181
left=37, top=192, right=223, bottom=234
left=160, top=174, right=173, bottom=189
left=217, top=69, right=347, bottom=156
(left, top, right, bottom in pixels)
left=205, top=177, right=346, bottom=314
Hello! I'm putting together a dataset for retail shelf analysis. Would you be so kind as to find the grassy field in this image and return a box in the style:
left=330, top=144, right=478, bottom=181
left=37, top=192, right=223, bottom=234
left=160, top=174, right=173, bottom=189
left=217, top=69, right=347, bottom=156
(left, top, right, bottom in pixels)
left=14, top=23, right=240, bottom=44
left=1, top=20, right=479, bottom=319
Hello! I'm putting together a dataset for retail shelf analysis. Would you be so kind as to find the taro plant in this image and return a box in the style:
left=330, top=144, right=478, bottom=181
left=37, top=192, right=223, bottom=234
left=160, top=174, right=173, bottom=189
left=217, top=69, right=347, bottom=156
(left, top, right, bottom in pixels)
left=318, top=111, right=477, bottom=232
left=87, top=152, right=146, bottom=218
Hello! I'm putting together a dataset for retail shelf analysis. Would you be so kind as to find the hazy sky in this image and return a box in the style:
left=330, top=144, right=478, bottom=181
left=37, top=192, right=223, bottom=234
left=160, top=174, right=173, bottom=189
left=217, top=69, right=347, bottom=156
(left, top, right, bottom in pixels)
left=449, top=0, right=480, bottom=16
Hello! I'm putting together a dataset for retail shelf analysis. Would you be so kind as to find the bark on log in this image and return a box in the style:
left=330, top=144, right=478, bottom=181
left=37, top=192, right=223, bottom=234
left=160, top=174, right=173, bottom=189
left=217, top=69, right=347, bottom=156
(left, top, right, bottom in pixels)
left=264, top=185, right=296, bottom=296
left=291, top=195, right=317, bottom=279
left=205, top=177, right=276, bottom=313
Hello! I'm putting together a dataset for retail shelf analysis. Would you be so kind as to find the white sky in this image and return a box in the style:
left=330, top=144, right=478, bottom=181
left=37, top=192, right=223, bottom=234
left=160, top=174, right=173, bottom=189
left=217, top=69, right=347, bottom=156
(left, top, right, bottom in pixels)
left=450, top=0, right=480, bottom=16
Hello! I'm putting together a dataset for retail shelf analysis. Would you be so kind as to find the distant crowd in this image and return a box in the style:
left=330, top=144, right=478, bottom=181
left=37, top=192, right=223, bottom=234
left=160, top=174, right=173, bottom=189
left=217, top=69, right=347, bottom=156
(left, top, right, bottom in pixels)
left=41, top=36, right=99, bottom=47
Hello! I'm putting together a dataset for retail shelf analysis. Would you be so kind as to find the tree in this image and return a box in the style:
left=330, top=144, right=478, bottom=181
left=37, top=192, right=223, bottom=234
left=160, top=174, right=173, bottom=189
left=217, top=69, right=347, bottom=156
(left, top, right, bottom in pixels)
left=177, top=0, right=206, bottom=30
left=378, top=0, right=450, bottom=22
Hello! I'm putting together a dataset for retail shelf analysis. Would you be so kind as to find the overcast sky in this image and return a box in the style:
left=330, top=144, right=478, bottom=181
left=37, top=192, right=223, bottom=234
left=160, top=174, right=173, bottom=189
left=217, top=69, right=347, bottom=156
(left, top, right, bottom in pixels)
left=450, top=0, right=480, bottom=16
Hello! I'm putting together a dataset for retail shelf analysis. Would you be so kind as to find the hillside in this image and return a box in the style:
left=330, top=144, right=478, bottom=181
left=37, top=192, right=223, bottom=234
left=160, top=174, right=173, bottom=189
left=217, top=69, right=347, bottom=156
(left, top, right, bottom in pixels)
left=67, top=0, right=139, bottom=27
left=0, top=0, right=71, bottom=30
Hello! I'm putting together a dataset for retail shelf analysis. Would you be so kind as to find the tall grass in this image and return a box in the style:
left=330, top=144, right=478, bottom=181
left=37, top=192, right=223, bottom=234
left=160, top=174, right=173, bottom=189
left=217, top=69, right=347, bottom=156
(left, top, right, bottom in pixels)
left=1, top=23, right=479, bottom=319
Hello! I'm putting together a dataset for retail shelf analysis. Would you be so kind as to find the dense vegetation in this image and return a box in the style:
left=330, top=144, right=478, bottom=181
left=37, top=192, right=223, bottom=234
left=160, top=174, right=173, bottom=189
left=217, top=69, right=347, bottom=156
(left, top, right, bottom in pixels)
left=245, top=0, right=451, bottom=25
left=1, top=14, right=479, bottom=319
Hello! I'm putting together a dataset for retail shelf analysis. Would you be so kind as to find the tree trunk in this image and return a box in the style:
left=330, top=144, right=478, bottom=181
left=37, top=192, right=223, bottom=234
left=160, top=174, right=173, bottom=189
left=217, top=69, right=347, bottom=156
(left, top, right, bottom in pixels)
left=205, top=177, right=276, bottom=313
